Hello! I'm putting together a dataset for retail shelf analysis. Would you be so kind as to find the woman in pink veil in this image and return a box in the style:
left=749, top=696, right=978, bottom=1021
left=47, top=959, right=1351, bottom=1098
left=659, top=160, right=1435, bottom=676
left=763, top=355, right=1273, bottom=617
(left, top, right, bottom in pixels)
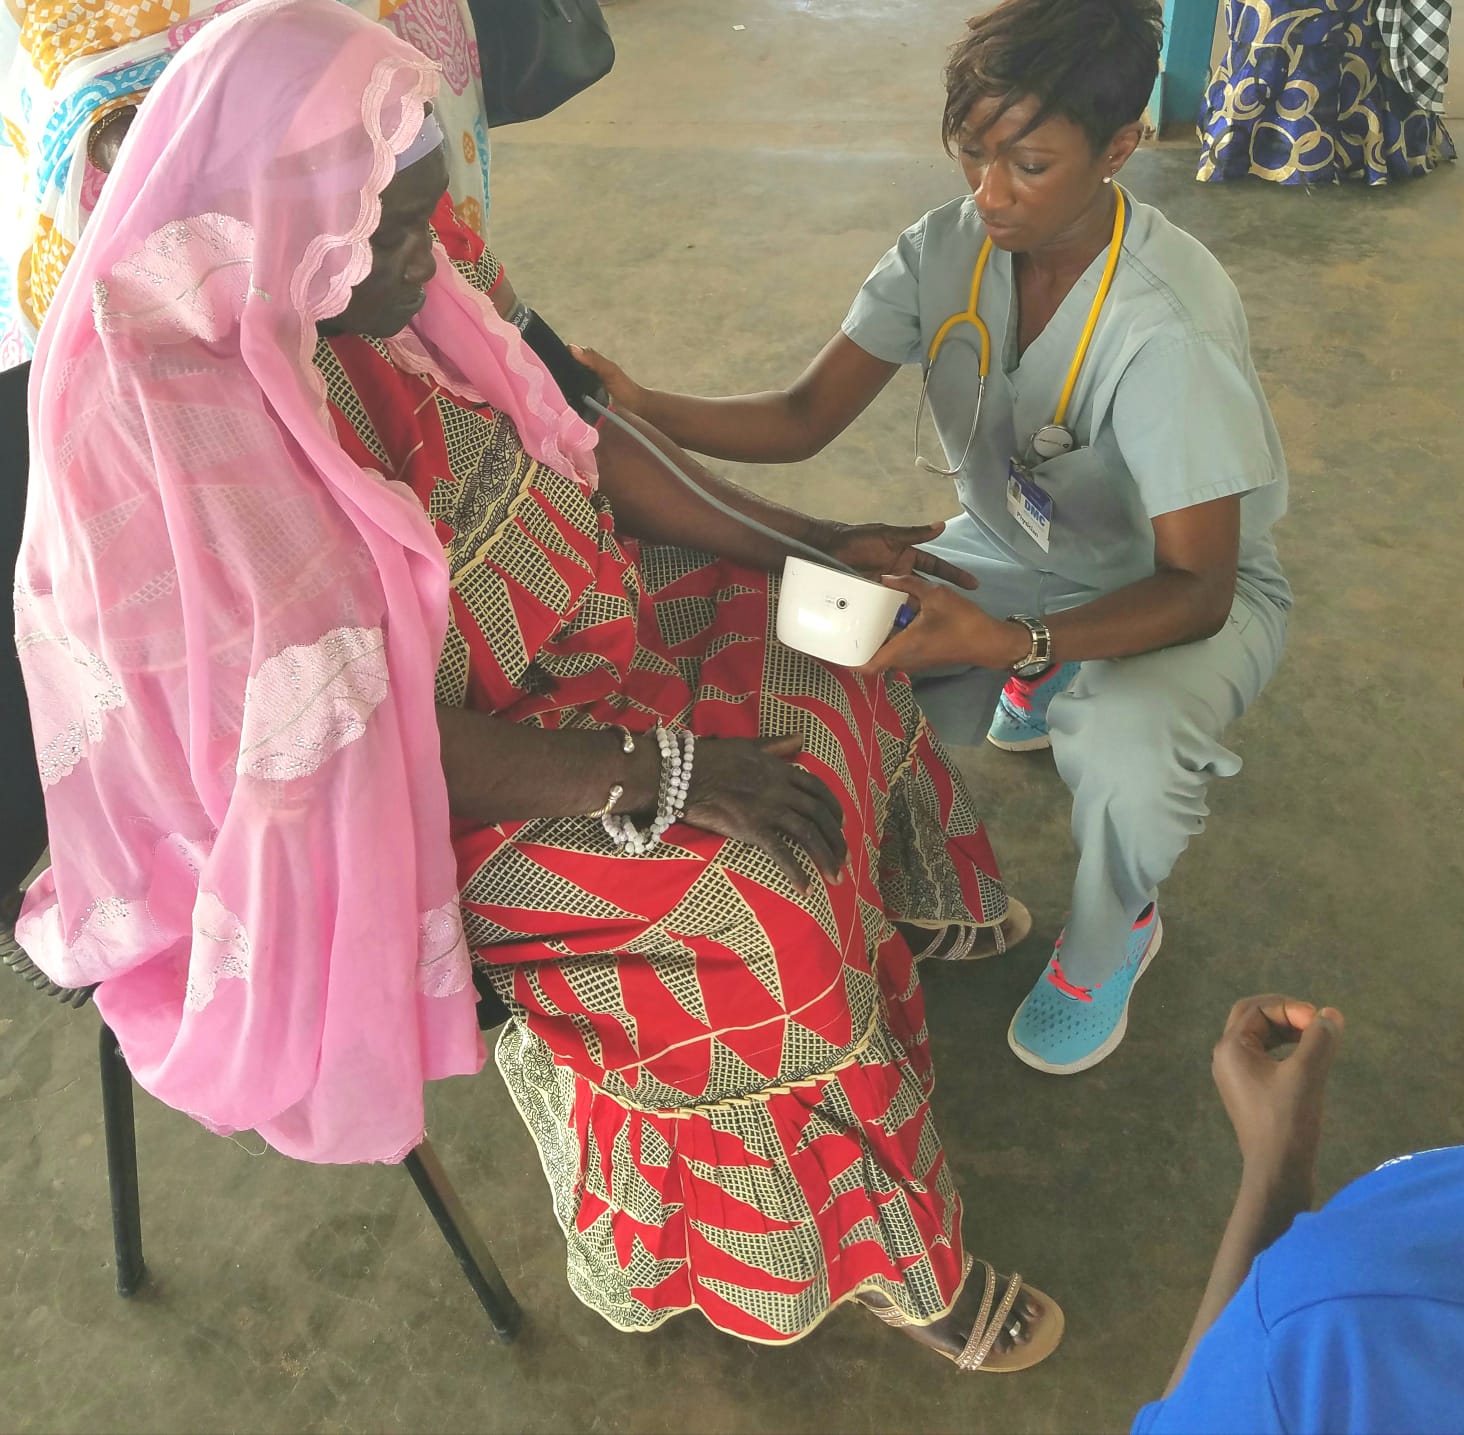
left=16, top=0, right=498, bottom=1164
left=16, top=0, right=1063, bottom=1368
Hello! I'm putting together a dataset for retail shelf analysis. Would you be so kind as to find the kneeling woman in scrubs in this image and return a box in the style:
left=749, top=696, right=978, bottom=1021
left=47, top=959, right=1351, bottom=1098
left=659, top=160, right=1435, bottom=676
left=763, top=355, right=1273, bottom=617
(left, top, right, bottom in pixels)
left=576, top=0, right=1291, bottom=1076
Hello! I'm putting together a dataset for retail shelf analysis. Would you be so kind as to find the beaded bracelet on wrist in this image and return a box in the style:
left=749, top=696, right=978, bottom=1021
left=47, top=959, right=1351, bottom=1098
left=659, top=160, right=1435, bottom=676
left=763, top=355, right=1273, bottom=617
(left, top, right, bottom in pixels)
left=602, top=724, right=694, bottom=854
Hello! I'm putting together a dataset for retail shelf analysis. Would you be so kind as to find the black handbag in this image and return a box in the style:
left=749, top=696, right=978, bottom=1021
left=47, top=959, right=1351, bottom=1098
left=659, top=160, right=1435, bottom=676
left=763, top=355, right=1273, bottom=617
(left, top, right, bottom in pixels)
left=472, top=0, right=615, bottom=128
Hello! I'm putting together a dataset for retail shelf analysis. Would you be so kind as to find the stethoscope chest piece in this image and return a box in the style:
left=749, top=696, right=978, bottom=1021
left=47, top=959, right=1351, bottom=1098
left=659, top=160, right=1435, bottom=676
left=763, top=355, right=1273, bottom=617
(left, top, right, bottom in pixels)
left=1028, top=424, right=1076, bottom=462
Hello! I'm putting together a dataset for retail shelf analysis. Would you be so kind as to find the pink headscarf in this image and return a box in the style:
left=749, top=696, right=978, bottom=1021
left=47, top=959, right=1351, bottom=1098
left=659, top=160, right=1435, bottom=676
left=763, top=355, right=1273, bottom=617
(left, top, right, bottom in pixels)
left=15, top=0, right=598, bottom=1163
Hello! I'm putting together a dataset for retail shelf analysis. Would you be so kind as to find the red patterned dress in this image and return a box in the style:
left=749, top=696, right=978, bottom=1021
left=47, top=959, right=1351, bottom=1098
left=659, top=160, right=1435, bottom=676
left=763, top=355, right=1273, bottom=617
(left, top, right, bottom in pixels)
left=314, top=230, right=1012, bottom=1344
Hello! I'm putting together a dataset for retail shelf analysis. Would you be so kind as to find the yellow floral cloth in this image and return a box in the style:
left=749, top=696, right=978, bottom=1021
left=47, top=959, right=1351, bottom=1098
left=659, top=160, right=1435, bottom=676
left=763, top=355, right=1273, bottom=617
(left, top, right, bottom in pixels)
left=0, top=0, right=493, bottom=367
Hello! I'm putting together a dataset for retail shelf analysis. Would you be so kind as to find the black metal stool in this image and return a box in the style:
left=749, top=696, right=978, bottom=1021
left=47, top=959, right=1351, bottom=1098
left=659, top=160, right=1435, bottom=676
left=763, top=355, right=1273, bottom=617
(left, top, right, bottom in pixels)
left=1, top=908, right=522, bottom=1338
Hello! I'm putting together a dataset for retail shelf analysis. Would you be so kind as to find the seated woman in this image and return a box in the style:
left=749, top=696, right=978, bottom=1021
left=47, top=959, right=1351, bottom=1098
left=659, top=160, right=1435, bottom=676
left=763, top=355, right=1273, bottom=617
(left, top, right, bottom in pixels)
left=14, top=0, right=1059, bottom=1370
left=0, top=0, right=502, bottom=853
left=575, top=0, right=1293, bottom=1079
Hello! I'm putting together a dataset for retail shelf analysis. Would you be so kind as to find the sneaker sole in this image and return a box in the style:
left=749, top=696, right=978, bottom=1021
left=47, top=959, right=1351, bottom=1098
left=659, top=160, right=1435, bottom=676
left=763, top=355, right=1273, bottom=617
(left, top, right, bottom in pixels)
left=985, top=731, right=1052, bottom=752
left=1006, top=914, right=1164, bottom=1076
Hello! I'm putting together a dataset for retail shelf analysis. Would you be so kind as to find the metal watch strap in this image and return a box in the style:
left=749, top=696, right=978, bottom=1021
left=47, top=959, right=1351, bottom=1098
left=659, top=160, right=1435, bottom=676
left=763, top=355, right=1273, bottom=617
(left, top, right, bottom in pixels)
left=1009, top=614, right=1053, bottom=678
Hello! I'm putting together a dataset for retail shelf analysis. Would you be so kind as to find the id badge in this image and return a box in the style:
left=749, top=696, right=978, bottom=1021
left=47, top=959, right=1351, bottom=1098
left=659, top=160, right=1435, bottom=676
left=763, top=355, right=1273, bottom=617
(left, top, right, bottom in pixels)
left=1006, top=457, right=1053, bottom=553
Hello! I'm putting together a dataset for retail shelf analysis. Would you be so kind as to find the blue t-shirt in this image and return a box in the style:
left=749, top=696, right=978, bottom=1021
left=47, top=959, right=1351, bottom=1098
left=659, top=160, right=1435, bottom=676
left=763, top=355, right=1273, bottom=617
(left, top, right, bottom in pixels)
left=1134, top=1146, right=1464, bottom=1434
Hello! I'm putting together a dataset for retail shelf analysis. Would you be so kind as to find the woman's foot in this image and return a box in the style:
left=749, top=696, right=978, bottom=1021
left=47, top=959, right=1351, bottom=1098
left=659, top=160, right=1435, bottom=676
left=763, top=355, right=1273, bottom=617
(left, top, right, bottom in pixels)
left=861, top=1258, right=1061, bottom=1372
left=899, top=896, right=1033, bottom=962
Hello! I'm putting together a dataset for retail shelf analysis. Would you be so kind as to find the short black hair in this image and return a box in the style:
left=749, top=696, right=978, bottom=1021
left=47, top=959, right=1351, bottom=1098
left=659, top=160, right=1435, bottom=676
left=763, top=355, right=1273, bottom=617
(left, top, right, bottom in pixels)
left=942, top=0, right=1163, bottom=155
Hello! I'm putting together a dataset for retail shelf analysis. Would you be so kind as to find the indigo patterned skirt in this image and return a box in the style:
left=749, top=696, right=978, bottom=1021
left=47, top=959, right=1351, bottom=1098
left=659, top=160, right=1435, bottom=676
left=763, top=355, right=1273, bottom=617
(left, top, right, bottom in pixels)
left=1199, top=0, right=1455, bottom=184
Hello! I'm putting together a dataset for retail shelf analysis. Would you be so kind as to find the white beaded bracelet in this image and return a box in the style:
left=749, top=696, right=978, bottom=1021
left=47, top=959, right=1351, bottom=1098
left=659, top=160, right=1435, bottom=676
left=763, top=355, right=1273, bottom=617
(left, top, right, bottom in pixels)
left=603, top=725, right=694, bottom=854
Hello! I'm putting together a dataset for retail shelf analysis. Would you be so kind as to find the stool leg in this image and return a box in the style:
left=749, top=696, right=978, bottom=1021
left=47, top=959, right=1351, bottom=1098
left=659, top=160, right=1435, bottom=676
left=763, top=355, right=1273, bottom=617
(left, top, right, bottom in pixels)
left=98, top=1021, right=146, bottom=1297
left=404, top=1139, right=521, bottom=1342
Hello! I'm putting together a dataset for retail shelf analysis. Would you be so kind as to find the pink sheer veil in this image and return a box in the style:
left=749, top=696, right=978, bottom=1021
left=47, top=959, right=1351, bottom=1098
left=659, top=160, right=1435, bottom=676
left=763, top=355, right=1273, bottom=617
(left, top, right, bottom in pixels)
left=14, top=0, right=597, bottom=1162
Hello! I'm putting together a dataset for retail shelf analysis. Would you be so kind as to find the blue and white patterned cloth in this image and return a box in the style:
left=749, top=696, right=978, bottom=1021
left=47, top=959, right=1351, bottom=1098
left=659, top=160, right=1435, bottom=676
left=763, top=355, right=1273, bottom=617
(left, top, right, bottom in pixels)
left=0, top=0, right=494, bottom=371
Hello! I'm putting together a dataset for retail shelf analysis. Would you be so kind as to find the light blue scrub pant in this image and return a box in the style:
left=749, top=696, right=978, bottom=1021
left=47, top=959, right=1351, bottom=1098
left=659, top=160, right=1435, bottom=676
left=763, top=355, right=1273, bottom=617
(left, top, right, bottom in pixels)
left=914, top=513, right=1288, bottom=987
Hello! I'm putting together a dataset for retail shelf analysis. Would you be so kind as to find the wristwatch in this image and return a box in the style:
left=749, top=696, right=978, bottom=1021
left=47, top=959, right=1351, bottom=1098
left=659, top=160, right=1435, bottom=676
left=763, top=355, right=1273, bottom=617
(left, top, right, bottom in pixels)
left=1008, top=614, right=1053, bottom=678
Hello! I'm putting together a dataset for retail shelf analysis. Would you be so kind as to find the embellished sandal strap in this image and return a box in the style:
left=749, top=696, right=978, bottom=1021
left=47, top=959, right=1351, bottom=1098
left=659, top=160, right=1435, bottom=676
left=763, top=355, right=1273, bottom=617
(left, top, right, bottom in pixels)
left=954, top=1268, right=1024, bottom=1372
left=951, top=1257, right=996, bottom=1370
left=863, top=1300, right=910, bottom=1327
left=945, top=927, right=977, bottom=961
left=921, top=924, right=979, bottom=962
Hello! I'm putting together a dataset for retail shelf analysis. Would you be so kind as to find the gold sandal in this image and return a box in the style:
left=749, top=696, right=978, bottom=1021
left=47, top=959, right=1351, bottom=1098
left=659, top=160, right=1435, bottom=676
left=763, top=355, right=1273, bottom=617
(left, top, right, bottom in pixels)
left=907, top=897, right=1033, bottom=963
left=863, top=1252, right=1065, bottom=1374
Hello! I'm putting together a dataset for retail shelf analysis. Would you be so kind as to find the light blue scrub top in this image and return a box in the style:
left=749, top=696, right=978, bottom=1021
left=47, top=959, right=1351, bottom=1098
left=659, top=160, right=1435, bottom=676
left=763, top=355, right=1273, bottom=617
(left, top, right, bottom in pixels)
left=842, top=193, right=1291, bottom=612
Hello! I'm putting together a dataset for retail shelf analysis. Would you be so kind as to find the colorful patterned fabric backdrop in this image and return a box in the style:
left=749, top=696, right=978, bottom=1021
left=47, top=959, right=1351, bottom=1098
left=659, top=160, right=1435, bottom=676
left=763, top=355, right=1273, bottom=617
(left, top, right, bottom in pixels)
left=0, top=0, right=493, bottom=369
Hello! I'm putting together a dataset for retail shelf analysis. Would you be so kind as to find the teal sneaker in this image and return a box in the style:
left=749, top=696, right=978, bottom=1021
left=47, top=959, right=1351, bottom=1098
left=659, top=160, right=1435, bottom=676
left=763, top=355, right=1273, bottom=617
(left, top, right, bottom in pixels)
left=986, top=662, right=1081, bottom=752
left=1007, top=905, right=1163, bottom=1074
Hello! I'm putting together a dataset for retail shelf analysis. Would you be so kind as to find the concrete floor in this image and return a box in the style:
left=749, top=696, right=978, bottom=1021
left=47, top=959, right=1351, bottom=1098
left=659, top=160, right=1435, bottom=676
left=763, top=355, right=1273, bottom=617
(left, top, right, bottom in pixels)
left=4, top=1, right=1464, bottom=1431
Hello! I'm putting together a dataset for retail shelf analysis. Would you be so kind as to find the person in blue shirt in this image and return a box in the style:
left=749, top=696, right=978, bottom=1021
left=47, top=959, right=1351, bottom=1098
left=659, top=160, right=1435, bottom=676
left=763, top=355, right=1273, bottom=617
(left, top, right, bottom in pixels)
left=573, top=0, right=1291, bottom=1077
left=1138, top=994, right=1464, bottom=1433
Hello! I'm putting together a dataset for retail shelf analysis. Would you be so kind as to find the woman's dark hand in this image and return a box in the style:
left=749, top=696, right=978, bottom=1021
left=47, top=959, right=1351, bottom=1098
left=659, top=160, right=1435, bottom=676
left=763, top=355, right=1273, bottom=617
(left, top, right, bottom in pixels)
left=570, top=344, right=647, bottom=418
left=684, top=735, right=846, bottom=893
left=1211, top=995, right=1345, bottom=1200
left=822, top=520, right=978, bottom=590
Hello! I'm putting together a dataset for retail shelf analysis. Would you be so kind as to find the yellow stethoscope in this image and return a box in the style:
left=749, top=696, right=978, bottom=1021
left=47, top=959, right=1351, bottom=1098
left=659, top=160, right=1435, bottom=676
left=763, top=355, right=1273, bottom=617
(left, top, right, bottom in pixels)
left=914, top=185, right=1128, bottom=477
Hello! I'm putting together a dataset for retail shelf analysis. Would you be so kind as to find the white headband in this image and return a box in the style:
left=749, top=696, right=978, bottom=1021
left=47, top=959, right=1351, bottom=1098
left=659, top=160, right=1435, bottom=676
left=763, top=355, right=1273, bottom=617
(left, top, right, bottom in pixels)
left=395, top=109, right=444, bottom=172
